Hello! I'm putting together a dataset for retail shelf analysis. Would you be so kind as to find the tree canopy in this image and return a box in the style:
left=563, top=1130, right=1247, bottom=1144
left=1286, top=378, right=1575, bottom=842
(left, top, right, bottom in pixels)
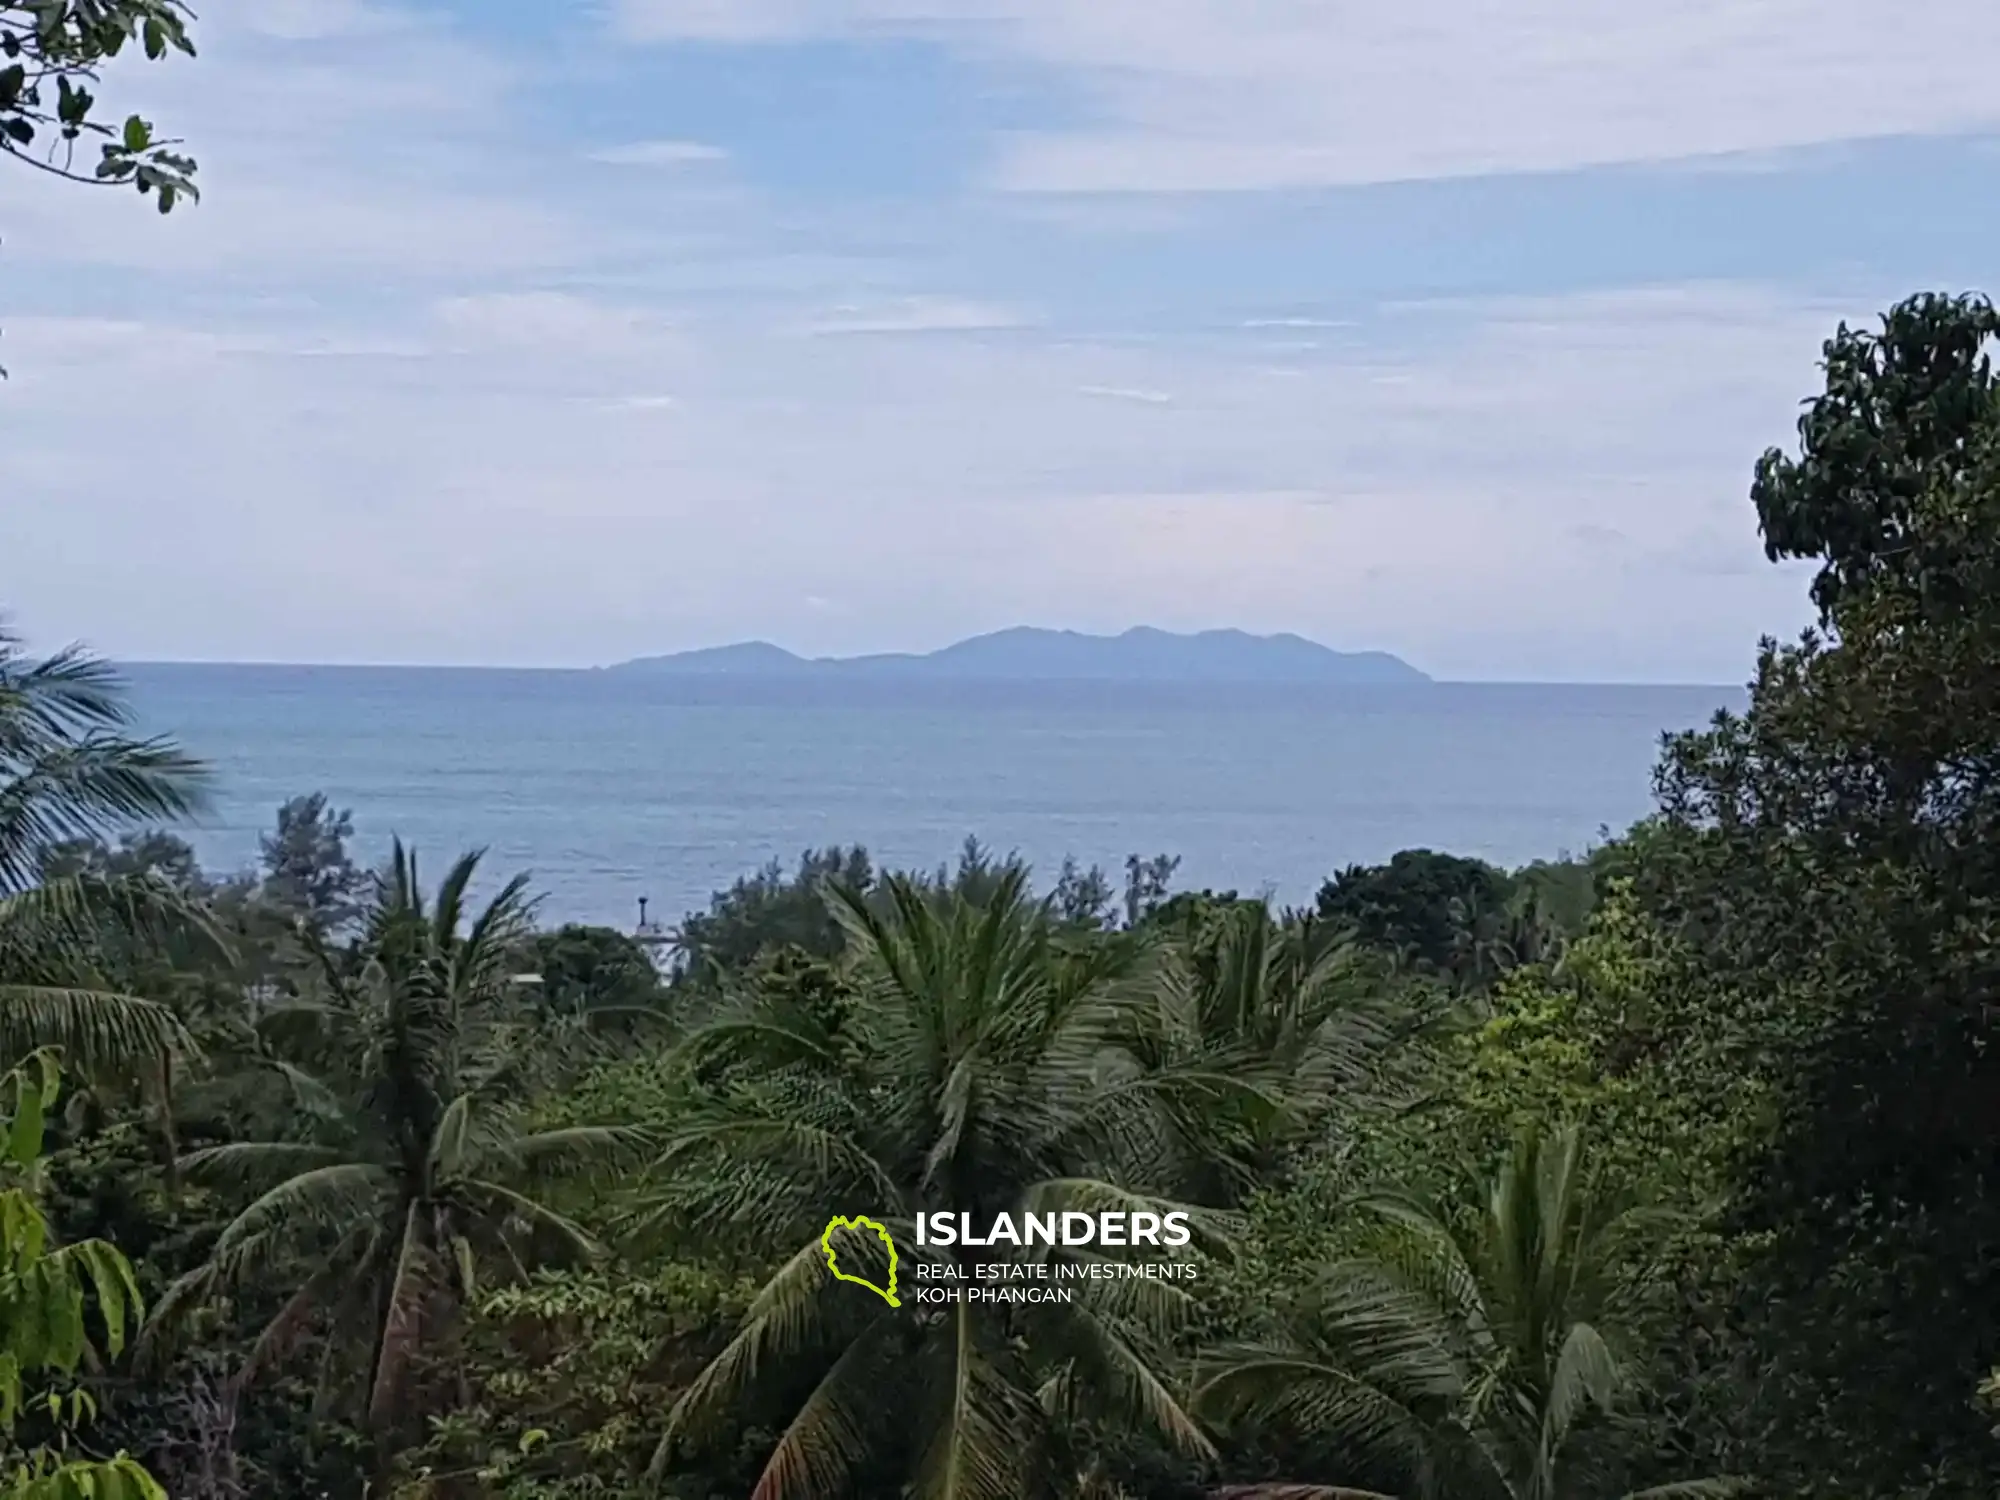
left=0, top=1, right=196, bottom=209
left=1642, top=290, right=2000, bottom=1496
left=3, top=289, right=1999, bottom=1500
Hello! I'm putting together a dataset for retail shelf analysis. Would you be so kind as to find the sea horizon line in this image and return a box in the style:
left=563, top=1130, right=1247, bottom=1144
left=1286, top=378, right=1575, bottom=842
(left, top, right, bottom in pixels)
left=114, top=657, right=1742, bottom=690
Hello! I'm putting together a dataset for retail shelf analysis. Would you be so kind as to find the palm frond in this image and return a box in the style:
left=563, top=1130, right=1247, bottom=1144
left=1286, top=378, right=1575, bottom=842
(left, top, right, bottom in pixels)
left=1214, top=1487, right=1401, bottom=1500
left=0, top=736, right=211, bottom=892
left=0, top=871, right=231, bottom=968
left=1053, top=1300, right=1215, bottom=1461
left=496, top=1123, right=657, bottom=1181
left=203, top=1163, right=390, bottom=1286
left=1304, top=1262, right=1464, bottom=1407
left=1540, top=1320, right=1622, bottom=1462
left=367, top=1197, right=434, bottom=1428
left=0, top=984, right=193, bottom=1074
left=911, top=1302, right=1033, bottom=1500
left=429, top=1094, right=476, bottom=1180
left=263, top=1058, right=347, bottom=1123
left=179, top=1141, right=350, bottom=1192
left=135, top=1261, right=220, bottom=1371
left=233, top=1224, right=378, bottom=1391
left=652, top=1236, right=866, bottom=1470
left=653, top=1114, right=904, bottom=1210
left=459, top=1178, right=599, bottom=1262
left=1195, top=1349, right=1435, bottom=1482
left=748, top=1319, right=898, bottom=1500
left=453, top=867, right=539, bottom=992
left=0, top=633, right=133, bottom=736
left=675, top=1012, right=848, bottom=1073
left=1352, top=1191, right=1488, bottom=1335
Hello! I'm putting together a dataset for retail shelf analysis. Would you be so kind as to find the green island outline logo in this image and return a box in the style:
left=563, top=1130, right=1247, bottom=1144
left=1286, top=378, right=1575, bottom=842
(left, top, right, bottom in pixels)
left=820, top=1214, right=901, bottom=1306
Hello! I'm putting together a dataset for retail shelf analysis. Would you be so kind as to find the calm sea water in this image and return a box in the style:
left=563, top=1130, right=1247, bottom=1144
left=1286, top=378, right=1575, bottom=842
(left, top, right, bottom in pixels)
left=120, top=665, right=1744, bottom=929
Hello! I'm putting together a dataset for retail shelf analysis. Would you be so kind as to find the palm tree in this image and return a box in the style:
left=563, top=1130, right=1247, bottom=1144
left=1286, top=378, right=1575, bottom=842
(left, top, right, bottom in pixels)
left=1197, top=1123, right=1741, bottom=1500
left=644, top=864, right=1245, bottom=1500
left=1140, top=902, right=1421, bottom=1199
left=145, top=845, right=642, bottom=1439
left=0, top=622, right=208, bottom=1073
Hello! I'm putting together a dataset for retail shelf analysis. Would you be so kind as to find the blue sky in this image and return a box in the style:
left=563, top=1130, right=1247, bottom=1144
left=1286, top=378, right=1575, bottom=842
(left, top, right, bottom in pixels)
left=7, top=0, right=2000, bottom=681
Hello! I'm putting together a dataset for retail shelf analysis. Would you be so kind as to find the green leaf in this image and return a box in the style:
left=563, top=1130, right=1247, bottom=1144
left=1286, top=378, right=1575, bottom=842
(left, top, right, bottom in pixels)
left=121, top=115, right=148, bottom=153
left=53, top=78, right=91, bottom=128
left=3, top=118, right=33, bottom=144
left=8, top=1076, right=45, bottom=1169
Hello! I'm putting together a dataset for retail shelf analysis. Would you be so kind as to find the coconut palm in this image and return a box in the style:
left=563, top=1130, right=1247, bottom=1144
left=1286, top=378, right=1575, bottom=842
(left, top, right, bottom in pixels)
left=644, top=864, right=1253, bottom=1500
left=1139, top=901, right=1422, bottom=1200
left=1197, top=1123, right=1741, bottom=1500
left=0, top=622, right=207, bottom=1074
left=145, top=844, right=643, bottom=1436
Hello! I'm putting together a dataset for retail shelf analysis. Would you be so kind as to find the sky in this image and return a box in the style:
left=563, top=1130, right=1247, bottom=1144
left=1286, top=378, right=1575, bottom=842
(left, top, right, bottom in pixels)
left=6, top=0, right=1999, bottom=682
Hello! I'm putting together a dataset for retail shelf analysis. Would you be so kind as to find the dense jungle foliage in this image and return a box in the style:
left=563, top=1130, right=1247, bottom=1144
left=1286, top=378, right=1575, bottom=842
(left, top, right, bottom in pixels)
left=3, top=287, right=1999, bottom=1498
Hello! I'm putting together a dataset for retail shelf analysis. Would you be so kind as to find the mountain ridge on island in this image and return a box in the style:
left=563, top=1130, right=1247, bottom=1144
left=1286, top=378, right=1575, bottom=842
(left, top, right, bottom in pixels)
left=606, top=627, right=1430, bottom=684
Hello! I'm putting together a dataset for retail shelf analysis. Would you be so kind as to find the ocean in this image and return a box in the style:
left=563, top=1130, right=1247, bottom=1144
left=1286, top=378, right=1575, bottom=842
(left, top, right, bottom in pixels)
left=121, top=665, right=1745, bottom=930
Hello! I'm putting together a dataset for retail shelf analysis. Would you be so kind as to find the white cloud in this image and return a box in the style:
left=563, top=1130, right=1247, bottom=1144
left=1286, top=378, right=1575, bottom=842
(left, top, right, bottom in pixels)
left=588, top=139, right=730, bottom=166
left=799, top=298, right=1031, bottom=334
left=241, top=0, right=410, bottom=40
left=610, top=0, right=817, bottom=42
left=613, top=0, right=2000, bottom=190
left=1079, top=384, right=1173, bottom=404
left=431, top=292, right=675, bottom=350
left=0, top=1, right=1883, bottom=683
left=2, top=279, right=1841, bottom=680
left=2, top=5, right=577, bottom=279
left=8, top=178, right=584, bottom=277
left=598, top=394, right=681, bottom=410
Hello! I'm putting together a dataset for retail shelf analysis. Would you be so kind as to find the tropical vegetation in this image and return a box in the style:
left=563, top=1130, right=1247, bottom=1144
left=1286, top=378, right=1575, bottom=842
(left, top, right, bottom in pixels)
left=3, top=277, right=1998, bottom=1498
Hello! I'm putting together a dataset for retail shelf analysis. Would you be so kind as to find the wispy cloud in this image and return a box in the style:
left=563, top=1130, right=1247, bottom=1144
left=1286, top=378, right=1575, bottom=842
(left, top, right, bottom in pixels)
left=593, top=394, right=681, bottom=410
left=2, top=0, right=1950, bottom=683
left=800, top=299, right=1031, bottom=335
left=242, top=0, right=409, bottom=40
left=1079, top=384, right=1173, bottom=404
left=588, top=138, right=730, bottom=166
left=614, top=0, right=2000, bottom=191
left=2, top=276, right=1839, bottom=679
left=4, top=5, right=572, bottom=280
left=431, top=292, right=674, bottom=350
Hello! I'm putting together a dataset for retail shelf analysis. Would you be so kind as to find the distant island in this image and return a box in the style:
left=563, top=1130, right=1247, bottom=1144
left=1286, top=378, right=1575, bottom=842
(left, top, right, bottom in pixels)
left=606, top=627, right=1430, bottom=684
